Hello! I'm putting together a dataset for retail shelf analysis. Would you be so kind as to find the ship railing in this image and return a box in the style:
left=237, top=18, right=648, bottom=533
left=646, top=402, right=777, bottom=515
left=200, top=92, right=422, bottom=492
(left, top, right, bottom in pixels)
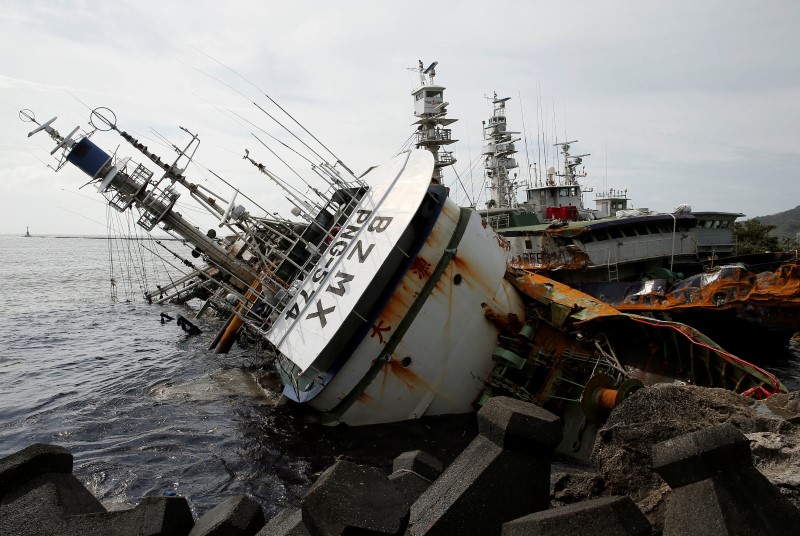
left=106, top=162, right=154, bottom=212
left=415, top=128, right=452, bottom=144
left=212, top=186, right=368, bottom=336
left=436, top=151, right=455, bottom=167
left=137, top=187, right=181, bottom=231
left=487, top=213, right=510, bottom=230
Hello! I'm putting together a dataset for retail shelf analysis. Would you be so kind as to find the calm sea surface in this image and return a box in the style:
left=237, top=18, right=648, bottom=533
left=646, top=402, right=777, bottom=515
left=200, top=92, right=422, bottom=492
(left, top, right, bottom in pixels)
left=1, top=235, right=798, bottom=517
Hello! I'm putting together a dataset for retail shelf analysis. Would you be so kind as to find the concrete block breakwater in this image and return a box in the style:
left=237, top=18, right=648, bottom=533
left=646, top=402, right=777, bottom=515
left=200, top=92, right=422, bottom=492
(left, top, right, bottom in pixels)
left=2, top=391, right=800, bottom=535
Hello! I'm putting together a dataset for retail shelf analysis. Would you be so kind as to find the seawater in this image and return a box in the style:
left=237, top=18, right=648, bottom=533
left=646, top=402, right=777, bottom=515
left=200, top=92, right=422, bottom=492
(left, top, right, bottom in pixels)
left=0, top=235, right=476, bottom=518
left=1, top=236, right=798, bottom=517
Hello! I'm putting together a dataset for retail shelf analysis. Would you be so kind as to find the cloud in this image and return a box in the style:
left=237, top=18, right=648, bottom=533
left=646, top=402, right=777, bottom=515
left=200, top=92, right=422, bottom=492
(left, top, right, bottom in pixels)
left=1, top=0, right=798, bottom=235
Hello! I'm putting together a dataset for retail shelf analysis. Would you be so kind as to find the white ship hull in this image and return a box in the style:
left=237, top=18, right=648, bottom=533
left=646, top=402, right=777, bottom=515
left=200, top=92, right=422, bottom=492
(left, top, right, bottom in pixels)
left=273, top=150, right=525, bottom=425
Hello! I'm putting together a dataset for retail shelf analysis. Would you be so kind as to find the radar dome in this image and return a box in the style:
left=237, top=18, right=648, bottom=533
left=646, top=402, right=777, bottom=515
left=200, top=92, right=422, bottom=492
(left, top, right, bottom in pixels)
left=673, top=204, right=692, bottom=214
left=547, top=166, right=556, bottom=174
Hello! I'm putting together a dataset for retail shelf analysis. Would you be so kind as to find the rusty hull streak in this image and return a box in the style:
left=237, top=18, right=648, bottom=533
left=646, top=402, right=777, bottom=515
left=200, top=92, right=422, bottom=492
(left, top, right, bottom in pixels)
left=386, top=358, right=427, bottom=392
left=509, top=247, right=591, bottom=271
left=356, top=389, right=385, bottom=413
left=451, top=255, right=497, bottom=298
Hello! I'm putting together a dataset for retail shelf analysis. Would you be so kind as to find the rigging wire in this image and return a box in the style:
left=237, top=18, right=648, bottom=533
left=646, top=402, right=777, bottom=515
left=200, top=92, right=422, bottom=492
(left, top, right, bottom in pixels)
left=518, top=90, right=533, bottom=188
left=537, top=87, right=544, bottom=185
left=188, top=45, right=349, bottom=168
left=228, top=108, right=318, bottom=167
left=251, top=133, right=325, bottom=203
left=176, top=56, right=331, bottom=169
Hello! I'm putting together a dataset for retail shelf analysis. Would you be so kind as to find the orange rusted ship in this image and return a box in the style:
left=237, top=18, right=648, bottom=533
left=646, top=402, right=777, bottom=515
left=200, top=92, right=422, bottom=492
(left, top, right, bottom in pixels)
left=482, top=269, right=786, bottom=458
left=575, top=262, right=800, bottom=359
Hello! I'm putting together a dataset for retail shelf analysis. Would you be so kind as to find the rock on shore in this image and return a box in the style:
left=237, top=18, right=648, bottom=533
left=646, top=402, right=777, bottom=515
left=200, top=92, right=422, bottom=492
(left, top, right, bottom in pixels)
left=587, top=384, right=800, bottom=532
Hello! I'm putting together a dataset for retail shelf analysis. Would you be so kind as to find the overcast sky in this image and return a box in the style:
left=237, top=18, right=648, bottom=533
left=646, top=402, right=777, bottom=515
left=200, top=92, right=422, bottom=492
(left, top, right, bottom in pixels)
left=1, top=0, right=798, bottom=235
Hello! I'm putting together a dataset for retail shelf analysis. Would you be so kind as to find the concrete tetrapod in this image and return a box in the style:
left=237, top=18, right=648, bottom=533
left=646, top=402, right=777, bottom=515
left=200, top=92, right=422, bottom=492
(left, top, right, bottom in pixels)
left=406, top=397, right=563, bottom=536
left=501, top=495, right=652, bottom=536
left=652, top=422, right=800, bottom=535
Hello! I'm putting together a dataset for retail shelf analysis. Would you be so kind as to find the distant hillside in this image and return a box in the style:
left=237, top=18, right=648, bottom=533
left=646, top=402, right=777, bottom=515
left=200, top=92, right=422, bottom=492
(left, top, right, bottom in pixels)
left=757, top=205, right=800, bottom=241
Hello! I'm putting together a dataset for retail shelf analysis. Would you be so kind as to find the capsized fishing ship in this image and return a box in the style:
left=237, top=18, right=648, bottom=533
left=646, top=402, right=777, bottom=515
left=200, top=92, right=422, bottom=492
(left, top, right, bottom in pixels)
left=21, top=63, right=526, bottom=427
left=20, top=62, right=786, bottom=443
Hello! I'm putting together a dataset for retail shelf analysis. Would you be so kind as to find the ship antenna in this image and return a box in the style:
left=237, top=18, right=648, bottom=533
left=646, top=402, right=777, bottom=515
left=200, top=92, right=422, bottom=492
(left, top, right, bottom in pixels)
left=536, top=87, right=544, bottom=186
left=250, top=101, right=329, bottom=167
left=176, top=58, right=329, bottom=170
left=250, top=134, right=327, bottom=202
left=518, top=89, right=533, bottom=187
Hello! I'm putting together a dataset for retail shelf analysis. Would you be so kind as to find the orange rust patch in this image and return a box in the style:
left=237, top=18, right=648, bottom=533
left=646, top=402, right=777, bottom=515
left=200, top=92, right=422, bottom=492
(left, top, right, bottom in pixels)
left=608, top=263, right=800, bottom=333
left=483, top=305, right=522, bottom=335
left=494, top=234, right=510, bottom=251
left=378, top=287, right=415, bottom=326
left=387, top=358, right=425, bottom=392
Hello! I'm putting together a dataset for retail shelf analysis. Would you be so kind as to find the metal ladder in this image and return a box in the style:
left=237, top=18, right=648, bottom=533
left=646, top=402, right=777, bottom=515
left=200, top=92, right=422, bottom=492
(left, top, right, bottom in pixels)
left=607, top=249, right=619, bottom=281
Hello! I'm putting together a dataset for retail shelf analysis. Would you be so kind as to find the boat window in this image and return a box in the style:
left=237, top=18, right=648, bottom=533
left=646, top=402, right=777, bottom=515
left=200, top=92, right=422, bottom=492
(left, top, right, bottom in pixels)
left=416, top=93, right=423, bottom=101
left=570, top=187, right=578, bottom=196
left=623, top=227, right=637, bottom=237
left=426, top=91, right=442, bottom=99
left=609, top=228, right=623, bottom=239
left=582, top=233, right=594, bottom=243
left=525, top=239, right=533, bottom=249
left=559, top=188, right=569, bottom=197
left=714, top=220, right=722, bottom=228
left=721, top=220, right=730, bottom=228
left=646, top=224, right=658, bottom=234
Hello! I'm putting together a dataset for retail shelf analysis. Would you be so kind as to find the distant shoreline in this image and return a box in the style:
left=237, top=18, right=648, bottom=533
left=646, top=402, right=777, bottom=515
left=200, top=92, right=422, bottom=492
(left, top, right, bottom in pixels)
left=2, top=234, right=182, bottom=241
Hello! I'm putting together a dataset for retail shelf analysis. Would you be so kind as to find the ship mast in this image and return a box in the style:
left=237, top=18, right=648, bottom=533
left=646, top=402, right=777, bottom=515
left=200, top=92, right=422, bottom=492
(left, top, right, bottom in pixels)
left=410, top=61, right=457, bottom=184
left=554, top=140, right=589, bottom=187
left=482, top=93, right=520, bottom=209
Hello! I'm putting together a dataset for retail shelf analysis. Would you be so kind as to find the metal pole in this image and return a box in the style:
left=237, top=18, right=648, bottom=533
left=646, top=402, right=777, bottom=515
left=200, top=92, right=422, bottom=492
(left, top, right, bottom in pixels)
left=670, top=213, right=676, bottom=272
